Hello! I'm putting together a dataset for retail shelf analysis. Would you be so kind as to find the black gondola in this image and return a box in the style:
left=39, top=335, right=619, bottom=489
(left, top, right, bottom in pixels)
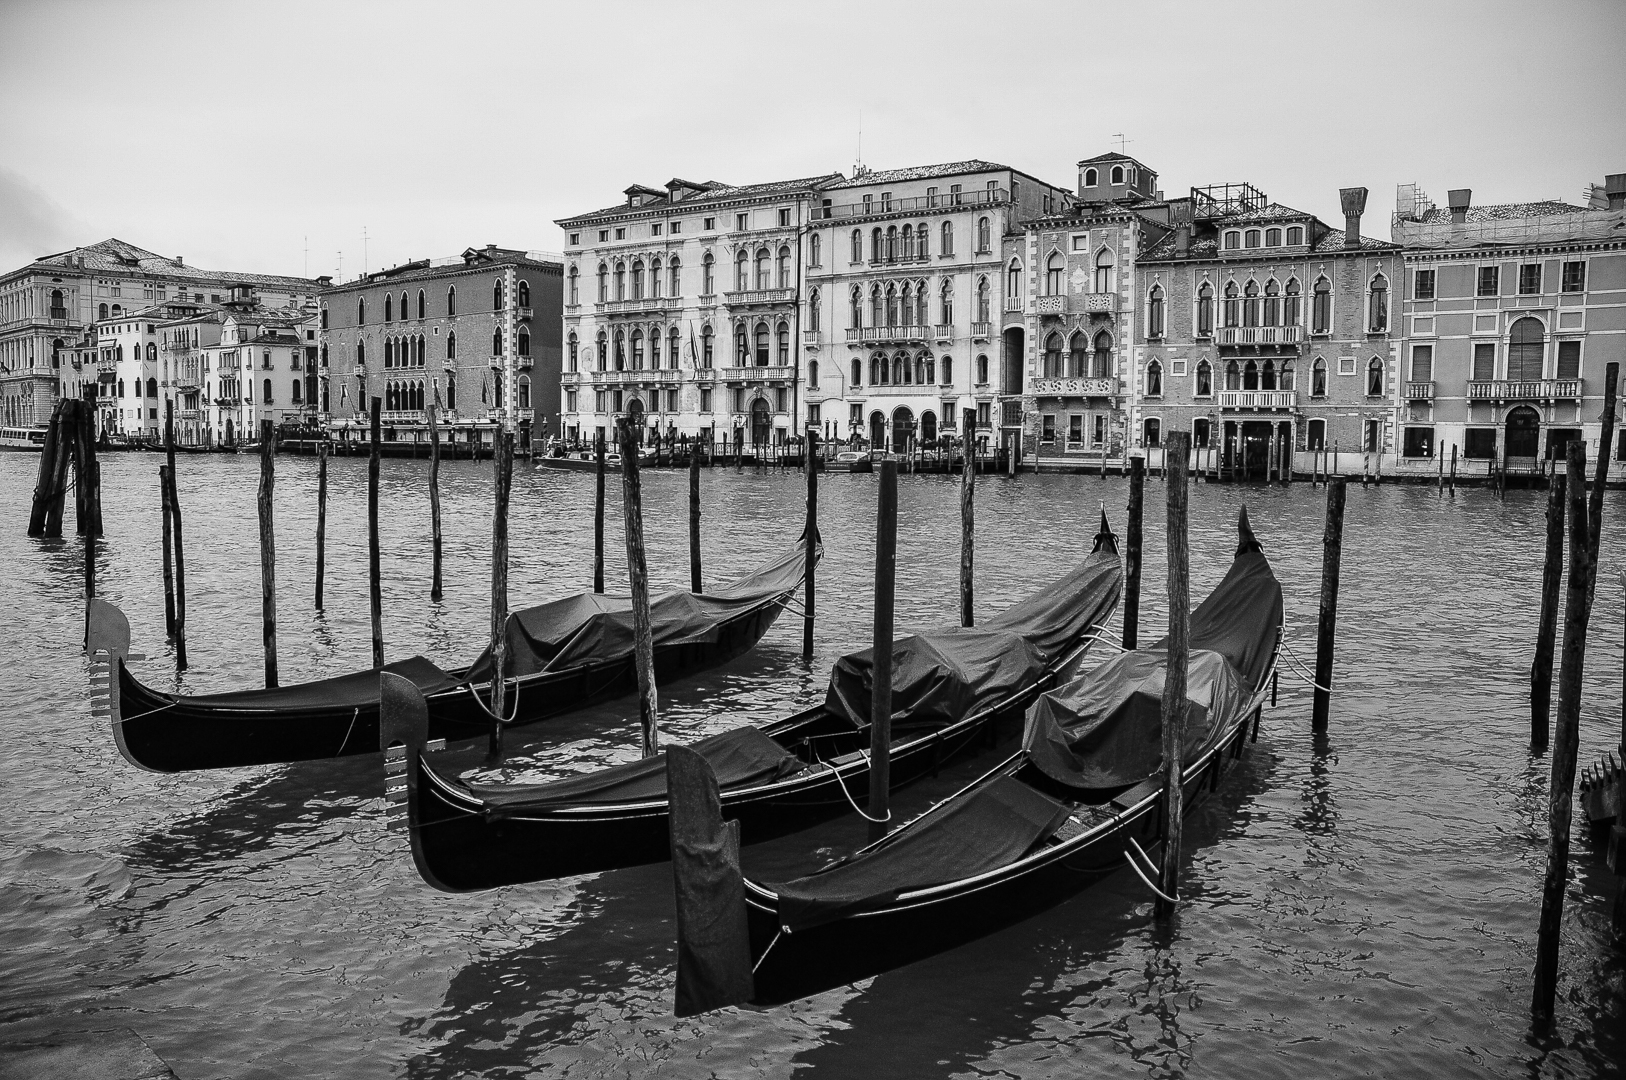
left=742, top=510, right=1283, bottom=1006
left=383, top=516, right=1124, bottom=891
left=90, top=538, right=816, bottom=773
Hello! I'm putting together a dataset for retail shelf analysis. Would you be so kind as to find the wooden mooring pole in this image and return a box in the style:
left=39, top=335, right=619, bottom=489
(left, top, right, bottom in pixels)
left=1585, top=361, right=1619, bottom=608
left=1449, top=444, right=1457, bottom=495
left=258, top=420, right=278, bottom=688
left=689, top=434, right=703, bottom=593
left=594, top=428, right=606, bottom=594
left=314, top=440, right=327, bottom=610
left=1531, top=475, right=1566, bottom=752
left=27, top=401, right=67, bottom=537
left=369, top=398, right=384, bottom=669
left=961, top=409, right=976, bottom=628
left=1157, top=432, right=1191, bottom=920
left=870, top=458, right=898, bottom=843
left=428, top=398, right=444, bottom=601
left=803, top=431, right=817, bottom=663
left=1312, top=478, right=1346, bottom=733
left=160, top=464, right=177, bottom=637
left=1124, top=455, right=1145, bottom=650
left=79, top=389, right=102, bottom=538
left=619, top=419, right=660, bottom=758
left=487, top=430, right=513, bottom=763
left=1532, top=441, right=1595, bottom=1029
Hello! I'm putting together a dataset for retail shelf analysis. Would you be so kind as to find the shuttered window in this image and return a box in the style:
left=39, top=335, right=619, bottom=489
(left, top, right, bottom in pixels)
left=1556, top=340, right=1580, bottom=380
left=1473, top=343, right=1495, bottom=381
left=1410, top=345, right=1433, bottom=382
left=1506, top=318, right=1544, bottom=380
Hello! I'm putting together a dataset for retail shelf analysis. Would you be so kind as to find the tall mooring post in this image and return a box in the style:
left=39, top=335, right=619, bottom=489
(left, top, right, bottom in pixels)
left=1157, top=432, right=1191, bottom=920
left=1124, top=456, right=1145, bottom=650
left=1532, top=440, right=1596, bottom=1029
left=689, top=434, right=703, bottom=594
left=960, top=409, right=976, bottom=627
left=1531, top=476, right=1566, bottom=751
left=802, top=431, right=817, bottom=662
left=594, top=428, right=606, bottom=594
left=487, top=430, right=514, bottom=763
left=619, top=418, right=660, bottom=758
left=1312, top=478, right=1347, bottom=733
left=369, top=398, right=384, bottom=669
left=258, top=420, right=278, bottom=688
left=314, top=441, right=328, bottom=610
left=869, top=458, right=898, bottom=843
left=428, top=398, right=444, bottom=601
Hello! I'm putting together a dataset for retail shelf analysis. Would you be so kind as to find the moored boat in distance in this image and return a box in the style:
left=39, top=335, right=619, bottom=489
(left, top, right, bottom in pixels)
left=0, top=426, right=50, bottom=451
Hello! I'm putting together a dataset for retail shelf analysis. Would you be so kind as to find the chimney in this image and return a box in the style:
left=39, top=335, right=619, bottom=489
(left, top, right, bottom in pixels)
left=174, top=256, right=184, bottom=267
left=1171, top=198, right=1194, bottom=259
left=1447, top=188, right=1472, bottom=225
left=1606, top=174, right=1626, bottom=211
left=1339, top=187, right=1368, bottom=249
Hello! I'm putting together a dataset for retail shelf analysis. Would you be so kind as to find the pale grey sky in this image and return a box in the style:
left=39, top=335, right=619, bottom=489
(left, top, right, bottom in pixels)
left=2, top=0, right=1622, bottom=281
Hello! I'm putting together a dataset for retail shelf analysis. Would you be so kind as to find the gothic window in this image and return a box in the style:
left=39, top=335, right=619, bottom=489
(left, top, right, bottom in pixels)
left=1148, top=285, right=1164, bottom=337
left=1262, top=359, right=1277, bottom=390
left=1197, top=282, right=1213, bottom=336
left=809, top=233, right=821, bottom=266
left=1043, top=332, right=1062, bottom=378
left=492, top=280, right=503, bottom=310
left=1223, top=281, right=1240, bottom=327
left=614, top=329, right=626, bottom=370
left=1146, top=360, right=1163, bottom=397
left=493, top=328, right=504, bottom=356
left=517, top=330, right=530, bottom=357
left=940, top=280, right=953, bottom=326
left=1046, top=252, right=1064, bottom=295
left=1284, top=278, right=1301, bottom=326
left=1068, top=332, right=1087, bottom=377
left=1280, top=360, right=1295, bottom=391
left=977, top=276, right=991, bottom=323
left=1243, top=360, right=1259, bottom=390
left=1225, top=359, right=1240, bottom=391
left=1243, top=280, right=1260, bottom=327
left=809, top=287, right=821, bottom=331
left=1094, top=249, right=1114, bottom=294
left=384, top=294, right=392, bottom=322
left=885, top=284, right=899, bottom=328
left=1368, top=273, right=1388, bottom=332
left=915, top=282, right=929, bottom=327
left=1312, top=277, right=1331, bottom=333
left=1006, top=258, right=1022, bottom=299
left=850, top=285, right=862, bottom=327
left=1196, top=359, right=1212, bottom=397
left=1367, top=356, right=1384, bottom=396
left=1263, top=279, right=1280, bottom=325
left=1092, top=331, right=1112, bottom=378
left=401, top=292, right=409, bottom=320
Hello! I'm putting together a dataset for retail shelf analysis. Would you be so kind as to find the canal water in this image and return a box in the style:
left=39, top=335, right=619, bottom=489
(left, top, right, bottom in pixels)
left=0, top=452, right=1622, bottom=1079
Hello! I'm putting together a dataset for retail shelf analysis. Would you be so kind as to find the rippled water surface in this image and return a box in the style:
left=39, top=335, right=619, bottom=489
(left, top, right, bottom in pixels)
left=1, top=452, right=1622, bottom=1079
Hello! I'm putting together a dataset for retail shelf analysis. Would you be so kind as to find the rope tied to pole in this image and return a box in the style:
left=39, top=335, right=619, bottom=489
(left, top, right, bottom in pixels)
left=813, top=744, right=892, bottom=824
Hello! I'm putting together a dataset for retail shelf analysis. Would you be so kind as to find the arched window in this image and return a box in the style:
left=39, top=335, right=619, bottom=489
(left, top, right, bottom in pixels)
left=493, top=328, right=504, bottom=357
left=755, top=321, right=770, bottom=364
left=1143, top=418, right=1160, bottom=447
left=809, top=233, right=821, bottom=267
left=734, top=324, right=748, bottom=364
left=941, top=220, right=954, bottom=256
left=977, top=217, right=991, bottom=252
left=850, top=285, right=863, bottom=328
left=568, top=266, right=579, bottom=305
left=1084, top=167, right=1098, bottom=186
left=447, top=373, right=457, bottom=409
left=632, top=329, right=645, bottom=369
left=1223, top=281, right=1240, bottom=327
left=702, top=253, right=715, bottom=294
left=401, top=292, right=409, bottom=320
left=1223, top=231, right=1241, bottom=251
left=1284, top=278, right=1302, bottom=326
left=651, top=259, right=663, bottom=298
left=1243, top=280, right=1260, bottom=327
left=872, top=227, right=883, bottom=262
left=418, top=290, right=426, bottom=318
left=701, top=325, right=714, bottom=367
left=884, top=284, right=898, bottom=328
left=1196, top=359, right=1212, bottom=397
left=1043, top=332, right=1062, bottom=378
left=148, top=343, right=158, bottom=362
left=1265, top=228, right=1282, bottom=246
left=384, top=339, right=394, bottom=369
left=1110, top=165, right=1125, bottom=184
left=98, top=303, right=108, bottom=319
left=1068, top=332, right=1087, bottom=377
left=735, top=250, right=749, bottom=291
left=976, top=354, right=989, bottom=384
left=1312, top=277, right=1331, bottom=333
left=567, top=332, right=576, bottom=370
left=613, top=329, right=626, bottom=370
left=777, top=321, right=790, bottom=365
left=1146, top=360, right=1163, bottom=397
left=263, top=377, right=273, bottom=404
left=596, top=263, right=608, bottom=302
left=356, top=341, right=365, bottom=367
left=447, top=285, right=456, bottom=315
left=492, top=280, right=503, bottom=310
left=1280, top=359, right=1295, bottom=391
left=885, top=226, right=897, bottom=262
left=940, top=280, right=953, bottom=326
left=118, top=379, right=125, bottom=398
left=1148, top=285, right=1165, bottom=337
left=518, top=330, right=530, bottom=357
left=976, top=277, right=991, bottom=323
left=669, top=257, right=681, bottom=297
left=384, top=294, right=393, bottom=322
left=1006, top=258, right=1022, bottom=299
left=1368, top=273, right=1389, bottom=332
left=49, top=289, right=65, bottom=318
left=1263, top=279, right=1280, bottom=326
left=1046, top=252, right=1064, bottom=295
left=1367, top=356, right=1384, bottom=396
left=851, top=358, right=863, bottom=387
left=916, top=221, right=929, bottom=258
left=614, top=261, right=626, bottom=300
left=517, top=280, right=530, bottom=308
left=894, top=352, right=908, bottom=385
left=1287, top=226, right=1304, bottom=245
left=1092, top=332, right=1112, bottom=378
left=596, top=330, right=607, bottom=370
left=1312, top=357, right=1327, bottom=397
left=809, top=287, right=821, bottom=332
left=631, top=259, right=644, bottom=299
left=871, top=353, right=885, bottom=385
left=1244, top=229, right=1261, bottom=249
left=915, top=281, right=929, bottom=327
left=941, top=356, right=953, bottom=384
left=851, top=229, right=863, bottom=263
left=1261, top=358, right=1277, bottom=390
left=901, top=224, right=914, bottom=259
left=755, top=247, right=771, bottom=290
left=1243, top=360, right=1259, bottom=390
left=1094, top=249, right=1114, bottom=294
left=777, top=246, right=791, bottom=288
left=809, top=360, right=819, bottom=388
left=1225, top=359, right=1240, bottom=390
left=1508, top=317, right=1545, bottom=380
left=292, top=378, right=303, bottom=404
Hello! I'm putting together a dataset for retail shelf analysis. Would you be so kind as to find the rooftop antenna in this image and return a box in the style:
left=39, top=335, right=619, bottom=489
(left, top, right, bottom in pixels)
left=303, top=236, right=308, bottom=279
left=337, top=251, right=344, bottom=280
left=362, top=226, right=369, bottom=276
left=1112, top=133, right=1132, bottom=157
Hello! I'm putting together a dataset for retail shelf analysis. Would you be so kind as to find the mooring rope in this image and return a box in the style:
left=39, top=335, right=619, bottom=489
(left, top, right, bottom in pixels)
left=752, top=929, right=783, bottom=974
left=110, top=699, right=179, bottom=726
left=813, top=745, right=891, bottom=824
left=462, top=680, right=522, bottom=725
left=1123, top=837, right=1179, bottom=906
left=335, top=707, right=361, bottom=756
left=1275, top=638, right=1336, bottom=694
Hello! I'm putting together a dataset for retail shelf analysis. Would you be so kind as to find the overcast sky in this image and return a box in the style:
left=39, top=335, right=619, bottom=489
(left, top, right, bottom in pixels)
left=2, top=0, right=1622, bottom=281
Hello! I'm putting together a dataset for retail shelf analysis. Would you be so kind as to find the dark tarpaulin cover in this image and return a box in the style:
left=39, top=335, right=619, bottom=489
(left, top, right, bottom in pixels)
left=464, top=541, right=813, bottom=682
left=1022, top=545, right=1283, bottom=793
left=1022, top=648, right=1250, bottom=792
left=179, top=655, right=459, bottom=709
left=822, top=549, right=1122, bottom=734
left=766, top=776, right=1071, bottom=931
left=475, top=725, right=807, bottom=809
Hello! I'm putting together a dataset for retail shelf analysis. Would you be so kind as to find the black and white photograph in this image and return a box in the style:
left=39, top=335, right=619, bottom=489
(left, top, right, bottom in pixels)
left=1, top=1, right=1623, bottom=1076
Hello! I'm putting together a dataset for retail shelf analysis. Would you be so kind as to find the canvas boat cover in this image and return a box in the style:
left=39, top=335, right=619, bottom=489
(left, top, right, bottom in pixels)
left=1022, top=544, right=1283, bottom=793
left=821, top=548, right=1122, bottom=736
left=465, top=540, right=814, bottom=682
left=174, top=655, right=460, bottom=710
left=475, top=725, right=807, bottom=809
left=765, top=775, right=1071, bottom=931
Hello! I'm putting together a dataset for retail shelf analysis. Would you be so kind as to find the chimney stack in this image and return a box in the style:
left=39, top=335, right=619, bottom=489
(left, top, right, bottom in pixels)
left=1606, top=173, right=1626, bottom=211
left=1339, top=187, right=1368, bottom=249
left=1447, top=188, right=1472, bottom=225
left=1171, top=198, right=1194, bottom=259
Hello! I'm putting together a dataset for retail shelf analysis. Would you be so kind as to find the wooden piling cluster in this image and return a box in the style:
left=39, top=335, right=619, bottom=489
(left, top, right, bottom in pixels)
left=1157, top=432, right=1191, bottom=920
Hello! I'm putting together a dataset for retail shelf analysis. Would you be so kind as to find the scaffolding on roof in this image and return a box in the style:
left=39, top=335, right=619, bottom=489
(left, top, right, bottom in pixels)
left=1191, top=182, right=1267, bottom=219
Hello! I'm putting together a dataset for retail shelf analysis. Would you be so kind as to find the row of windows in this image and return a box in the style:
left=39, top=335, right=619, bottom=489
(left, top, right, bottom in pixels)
left=327, top=279, right=526, bottom=328
left=1040, top=249, right=1116, bottom=295
left=571, top=207, right=795, bottom=248
left=1041, top=331, right=1115, bottom=378
left=840, top=219, right=994, bottom=264
left=1407, top=319, right=1582, bottom=382
left=1082, top=165, right=1132, bottom=187
left=1221, top=226, right=1308, bottom=251
left=1141, top=273, right=1387, bottom=337
left=1412, top=260, right=1587, bottom=300
left=113, top=376, right=309, bottom=406
left=833, top=278, right=994, bottom=330
left=568, top=320, right=791, bottom=371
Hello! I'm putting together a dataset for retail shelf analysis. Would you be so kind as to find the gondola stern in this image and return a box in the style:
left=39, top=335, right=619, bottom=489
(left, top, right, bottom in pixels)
left=380, top=671, right=434, bottom=852
left=1237, top=505, right=1263, bottom=555
left=1091, top=506, right=1118, bottom=554
left=86, top=599, right=163, bottom=773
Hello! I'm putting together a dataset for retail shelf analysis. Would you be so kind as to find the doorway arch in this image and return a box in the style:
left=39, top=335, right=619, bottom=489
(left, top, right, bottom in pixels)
left=869, top=410, right=886, bottom=449
left=1505, top=405, right=1539, bottom=459
left=1000, top=326, right=1025, bottom=395
left=750, top=397, right=771, bottom=446
left=892, top=406, right=914, bottom=454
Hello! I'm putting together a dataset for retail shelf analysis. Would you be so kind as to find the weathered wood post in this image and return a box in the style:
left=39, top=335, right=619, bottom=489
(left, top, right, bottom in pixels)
left=1531, top=476, right=1566, bottom=751
left=43, top=401, right=74, bottom=537
left=594, top=428, right=606, bottom=594
left=27, top=401, right=66, bottom=537
left=79, top=391, right=103, bottom=537
left=314, top=440, right=328, bottom=610
left=258, top=420, right=278, bottom=688
left=803, top=430, right=817, bottom=662
left=369, top=398, right=384, bottom=669
left=1157, top=431, right=1191, bottom=920
left=428, top=398, right=443, bottom=601
left=961, top=409, right=976, bottom=627
left=1438, top=445, right=1444, bottom=493
left=1585, top=362, right=1619, bottom=606
left=619, top=418, right=661, bottom=758
left=1533, top=441, right=1595, bottom=1029
left=1313, top=478, right=1347, bottom=733
left=162, top=447, right=188, bottom=671
left=160, top=464, right=177, bottom=636
left=870, top=458, right=898, bottom=843
left=1124, top=455, right=1145, bottom=650
left=689, top=435, right=702, bottom=594
left=1450, top=443, right=1457, bottom=494
left=487, top=430, right=514, bottom=763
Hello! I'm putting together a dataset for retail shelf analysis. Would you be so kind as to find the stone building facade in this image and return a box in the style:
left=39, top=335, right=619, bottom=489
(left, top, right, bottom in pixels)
left=318, top=246, right=563, bottom=451
left=1392, top=177, right=1626, bottom=474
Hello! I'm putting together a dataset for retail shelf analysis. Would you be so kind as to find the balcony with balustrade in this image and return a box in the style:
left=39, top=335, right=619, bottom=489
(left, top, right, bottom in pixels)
left=382, top=410, right=426, bottom=424
left=723, top=287, right=796, bottom=307
left=721, top=365, right=795, bottom=384
left=599, top=295, right=681, bottom=315
left=1215, top=325, right=1304, bottom=347
left=845, top=325, right=929, bottom=346
left=812, top=187, right=1009, bottom=221
left=1218, top=389, right=1297, bottom=412
left=1031, top=376, right=1117, bottom=398
left=803, top=329, right=822, bottom=346
left=1404, top=381, right=1434, bottom=401
left=590, top=369, right=681, bottom=387
left=1466, top=379, right=1582, bottom=403
left=970, top=321, right=992, bottom=340
left=1034, top=294, right=1116, bottom=317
